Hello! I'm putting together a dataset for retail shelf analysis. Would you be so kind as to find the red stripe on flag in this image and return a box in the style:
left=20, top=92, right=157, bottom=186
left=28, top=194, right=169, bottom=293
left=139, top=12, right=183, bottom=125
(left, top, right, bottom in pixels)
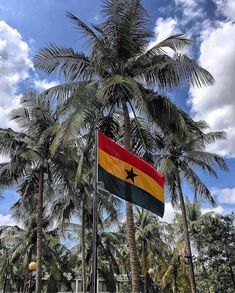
left=98, top=131, right=164, bottom=188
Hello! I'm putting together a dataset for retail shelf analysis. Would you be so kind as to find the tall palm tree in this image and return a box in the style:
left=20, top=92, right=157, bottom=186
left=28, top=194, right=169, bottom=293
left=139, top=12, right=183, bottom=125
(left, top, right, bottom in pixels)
left=174, top=198, right=211, bottom=251
left=49, top=111, right=122, bottom=293
left=173, top=199, right=219, bottom=292
left=0, top=94, right=47, bottom=293
left=0, top=92, right=78, bottom=293
left=154, top=127, right=228, bottom=293
left=34, top=1, right=214, bottom=290
left=156, top=240, right=190, bottom=293
left=134, top=207, right=167, bottom=292
left=54, top=187, right=121, bottom=292
left=0, top=213, right=76, bottom=293
left=52, top=186, right=121, bottom=293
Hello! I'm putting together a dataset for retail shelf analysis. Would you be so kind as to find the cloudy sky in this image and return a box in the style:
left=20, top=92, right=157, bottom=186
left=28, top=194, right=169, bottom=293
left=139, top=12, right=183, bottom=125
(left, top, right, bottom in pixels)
left=0, top=0, right=234, bottom=225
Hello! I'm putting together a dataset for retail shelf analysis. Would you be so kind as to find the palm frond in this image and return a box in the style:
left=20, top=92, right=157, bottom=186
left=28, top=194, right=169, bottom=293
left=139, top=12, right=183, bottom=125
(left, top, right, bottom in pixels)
left=34, top=44, right=91, bottom=80
left=201, top=131, right=227, bottom=145
left=101, top=0, right=151, bottom=59
left=182, top=156, right=218, bottom=177
left=147, top=34, right=192, bottom=54
left=134, top=53, right=214, bottom=88
left=38, top=82, right=83, bottom=104
left=141, top=89, right=194, bottom=136
left=180, top=162, right=216, bottom=206
left=183, top=151, right=228, bottom=172
left=0, top=128, right=30, bottom=157
left=67, top=12, right=100, bottom=43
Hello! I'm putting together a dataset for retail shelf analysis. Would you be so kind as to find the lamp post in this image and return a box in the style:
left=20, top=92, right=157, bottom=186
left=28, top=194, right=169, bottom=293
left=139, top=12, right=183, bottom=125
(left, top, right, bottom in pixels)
left=147, top=269, right=155, bottom=293
left=28, top=262, right=37, bottom=293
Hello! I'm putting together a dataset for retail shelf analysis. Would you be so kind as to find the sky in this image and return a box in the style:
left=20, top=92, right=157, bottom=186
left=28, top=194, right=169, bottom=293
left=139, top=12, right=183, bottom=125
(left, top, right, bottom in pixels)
left=0, top=0, right=235, bottom=225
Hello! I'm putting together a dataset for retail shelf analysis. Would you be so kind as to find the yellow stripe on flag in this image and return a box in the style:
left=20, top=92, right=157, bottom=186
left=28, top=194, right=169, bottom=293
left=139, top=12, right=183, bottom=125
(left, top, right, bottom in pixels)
left=98, top=148, right=164, bottom=203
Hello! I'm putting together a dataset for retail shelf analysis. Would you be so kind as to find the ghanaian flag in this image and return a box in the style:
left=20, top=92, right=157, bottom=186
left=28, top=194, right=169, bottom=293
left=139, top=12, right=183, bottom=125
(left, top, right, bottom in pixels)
left=98, top=131, right=164, bottom=217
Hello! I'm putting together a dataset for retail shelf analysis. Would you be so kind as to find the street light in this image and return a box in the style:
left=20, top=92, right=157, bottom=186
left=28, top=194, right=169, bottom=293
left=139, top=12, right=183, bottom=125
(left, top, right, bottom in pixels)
left=28, top=262, right=37, bottom=293
left=146, top=269, right=155, bottom=293
left=28, top=262, right=38, bottom=271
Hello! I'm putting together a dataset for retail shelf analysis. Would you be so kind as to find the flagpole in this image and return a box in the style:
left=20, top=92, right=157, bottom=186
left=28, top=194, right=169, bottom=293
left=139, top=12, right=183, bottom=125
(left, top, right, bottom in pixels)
left=91, top=127, right=98, bottom=293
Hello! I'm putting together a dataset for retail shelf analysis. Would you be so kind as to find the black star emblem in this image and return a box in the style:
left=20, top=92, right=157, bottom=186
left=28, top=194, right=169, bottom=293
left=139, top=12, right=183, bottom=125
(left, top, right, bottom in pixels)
left=125, top=167, right=138, bottom=183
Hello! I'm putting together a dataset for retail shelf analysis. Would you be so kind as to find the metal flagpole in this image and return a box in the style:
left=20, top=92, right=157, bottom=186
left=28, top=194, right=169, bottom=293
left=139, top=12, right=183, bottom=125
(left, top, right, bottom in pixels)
left=91, top=127, right=98, bottom=293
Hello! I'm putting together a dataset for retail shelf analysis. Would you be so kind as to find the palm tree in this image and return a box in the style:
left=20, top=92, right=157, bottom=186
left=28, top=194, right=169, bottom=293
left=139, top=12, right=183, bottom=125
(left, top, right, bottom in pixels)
left=154, top=127, right=228, bottom=293
left=49, top=112, right=123, bottom=293
left=0, top=92, right=79, bottom=293
left=34, top=1, right=215, bottom=290
left=52, top=180, right=121, bottom=292
left=0, top=94, right=46, bottom=293
left=173, top=198, right=209, bottom=251
left=0, top=213, right=76, bottom=293
left=173, top=199, right=226, bottom=292
left=157, top=240, right=190, bottom=293
left=134, top=207, right=167, bottom=292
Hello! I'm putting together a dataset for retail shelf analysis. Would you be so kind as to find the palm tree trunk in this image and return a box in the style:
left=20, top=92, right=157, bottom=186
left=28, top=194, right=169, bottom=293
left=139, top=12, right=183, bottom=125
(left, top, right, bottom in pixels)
left=142, top=241, right=147, bottom=293
left=216, top=265, right=224, bottom=293
left=3, top=274, right=7, bottom=293
left=176, top=174, right=197, bottom=293
left=224, top=253, right=235, bottom=290
left=35, top=168, right=44, bottom=293
left=201, top=262, right=210, bottom=293
left=122, top=100, right=140, bottom=293
left=228, top=263, right=235, bottom=290
left=82, top=193, right=87, bottom=293
left=173, top=270, right=177, bottom=293
left=23, top=251, right=32, bottom=293
left=143, top=259, right=147, bottom=293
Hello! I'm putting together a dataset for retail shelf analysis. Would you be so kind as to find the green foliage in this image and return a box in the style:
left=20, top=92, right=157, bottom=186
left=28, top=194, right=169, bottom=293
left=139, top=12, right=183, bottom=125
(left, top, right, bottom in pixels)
left=0, top=214, right=76, bottom=292
left=0, top=1, right=233, bottom=293
left=119, top=282, right=132, bottom=293
left=194, top=213, right=235, bottom=293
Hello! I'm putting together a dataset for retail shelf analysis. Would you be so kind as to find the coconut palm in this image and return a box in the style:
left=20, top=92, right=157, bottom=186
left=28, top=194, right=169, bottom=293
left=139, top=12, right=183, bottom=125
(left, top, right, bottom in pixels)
left=49, top=110, right=123, bottom=293
left=134, top=207, right=167, bottom=292
left=154, top=127, right=228, bottom=293
left=0, top=212, right=76, bottom=293
left=55, top=189, right=121, bottom=293
left=0, top=92, right=79, bottom=293
left=0, top=93, right=49, bottom=293
left=52, top=185, right=121, bottom=293
left=34, top=1, right=215, bottom=290
left=155, top=240, right=190, bottom=293
left=173, top=198, right=212, bottom=252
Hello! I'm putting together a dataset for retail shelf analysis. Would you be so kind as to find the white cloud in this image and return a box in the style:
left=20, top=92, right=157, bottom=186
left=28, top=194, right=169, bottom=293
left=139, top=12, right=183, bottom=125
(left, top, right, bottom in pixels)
left=224, top=0, right=235, bottom=18
left=161, top=201, right=226, bottom=223
left=0, top=21, right=32, bottom=130
left=214, top=0, right=235, bottom=20
left=94, top=15, right=100, bottom=21
left=175, top=0, right=206, bottom=24
left=201, top=205, right=224, bottom=214
left=211, top=187, right=235, bottom=204
left=189, top=21, right=235, bottom=157
left=0, top=155, right=10, bottom=163
left=0, top=21, right=59, bottom=163
left=34, top=78, right=58, bottom=92
left=161, top=202, right=179, bottom=223
left=0, top=213, right=17, bottom=226
left=0, top=22, right=58, bottom=129
left=148, top=17, right=179, bottom=50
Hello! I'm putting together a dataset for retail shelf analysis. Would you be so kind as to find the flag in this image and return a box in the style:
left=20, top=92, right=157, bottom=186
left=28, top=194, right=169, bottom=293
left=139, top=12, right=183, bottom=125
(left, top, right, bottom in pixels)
left=98, top=131, right=164, bottom=217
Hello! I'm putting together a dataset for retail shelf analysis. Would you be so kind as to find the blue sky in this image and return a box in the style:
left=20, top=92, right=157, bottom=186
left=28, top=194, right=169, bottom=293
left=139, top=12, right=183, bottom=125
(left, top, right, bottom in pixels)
left=0, top=0, right=235, bottom=224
